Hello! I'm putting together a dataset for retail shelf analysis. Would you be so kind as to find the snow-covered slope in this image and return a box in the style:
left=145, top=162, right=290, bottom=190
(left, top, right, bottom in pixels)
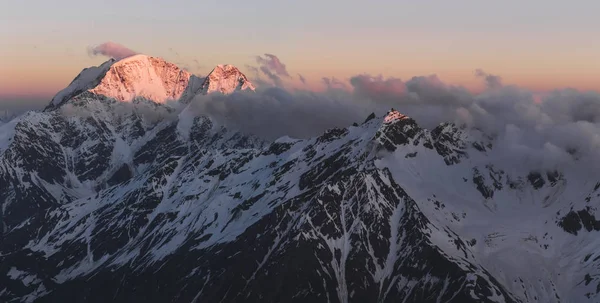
left=49, top=59, right=116, bottom=107
left=0, top=116, right=18, bottom=153
left=2, top=58, right=600, bottom=303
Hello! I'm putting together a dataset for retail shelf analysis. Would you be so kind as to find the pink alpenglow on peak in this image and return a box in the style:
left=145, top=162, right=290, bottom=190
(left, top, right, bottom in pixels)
left=89, top=54, right=191, bottom=103
left=384, top=109, right=408, bottom=123
left=200, top=64, right=255, bottom=95
left=47, top=55, right=255, bottom=109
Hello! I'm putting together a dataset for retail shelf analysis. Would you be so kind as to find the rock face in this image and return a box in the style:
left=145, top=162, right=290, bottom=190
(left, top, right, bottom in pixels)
left=2, top=58, right=600, bottom=303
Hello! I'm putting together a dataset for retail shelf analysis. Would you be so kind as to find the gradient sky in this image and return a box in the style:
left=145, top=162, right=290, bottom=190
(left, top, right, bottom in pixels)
left=1, top=0, right=599, bottom=112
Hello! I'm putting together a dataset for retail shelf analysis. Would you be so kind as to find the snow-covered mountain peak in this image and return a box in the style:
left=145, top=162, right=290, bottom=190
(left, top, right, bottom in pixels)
left=88, top=54, right=192, bottom=103
left=47, top=57, right=257, bottom=110
left=200, top=64, right=255, bottom=94
left=47, top=55, right=191, bottom=109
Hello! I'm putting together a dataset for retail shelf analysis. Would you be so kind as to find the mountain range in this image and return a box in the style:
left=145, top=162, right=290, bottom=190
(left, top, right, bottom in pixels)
left=1, top=55, right=600, bottom=302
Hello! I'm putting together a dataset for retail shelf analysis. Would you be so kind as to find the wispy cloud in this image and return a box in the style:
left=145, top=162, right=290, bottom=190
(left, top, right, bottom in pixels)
left=298, top=74, right=307, bottom=85
left=260, top=66, right=283, bottom=87
left=322, top=77, right=347, bottom=90
left=256, top=53, right=290, bottom=77
left=87, top=42, right=138, bottom=61
left=250, top=54, right=292, bottom=87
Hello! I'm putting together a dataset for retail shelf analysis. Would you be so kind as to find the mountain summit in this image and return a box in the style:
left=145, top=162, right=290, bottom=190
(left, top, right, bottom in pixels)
left=200, top=64, right=255, bottom=94
left=47, top=55, right=254, bottom=109
left=87, top=54, right=191, bottom=103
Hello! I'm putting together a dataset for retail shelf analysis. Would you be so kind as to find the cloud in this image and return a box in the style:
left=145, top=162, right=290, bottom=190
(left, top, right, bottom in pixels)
left=59, top=99, right=179, bottom=125
left=475, top=69, right=503, bottom=89
left=322, top=77, right=347, bottom=89
left=298, top=74, right=307, bottom=85
left=190, top=87, right=368, bottom=140
left=256, top=54, right=290, bottom=77
left=87, top=42, right=138, bottom=61
left=188, top=71, right=488, bottom=141
left=245, top=65, right=260, bottom=77
left=260, top=66, right=283, bottom=87
left=186, top=67, right=600, bottom=174
left=249, top=54, right=307, bottom=88
left=244, top=65, right=271, bottom=88
left=350, top=74, right=406, bottom=102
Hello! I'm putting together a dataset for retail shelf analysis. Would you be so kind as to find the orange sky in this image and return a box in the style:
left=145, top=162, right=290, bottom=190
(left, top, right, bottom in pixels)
left=2, top=49, right=599, bottom=100
left=2, top=0, right=600, bottom=101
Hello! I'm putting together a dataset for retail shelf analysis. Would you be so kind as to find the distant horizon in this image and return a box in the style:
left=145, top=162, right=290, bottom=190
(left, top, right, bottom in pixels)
left=4, top=45, right=600, bottom=94
left=0, top=49, right=596, bottom=115
left=3, top=0, right=600, bottom=113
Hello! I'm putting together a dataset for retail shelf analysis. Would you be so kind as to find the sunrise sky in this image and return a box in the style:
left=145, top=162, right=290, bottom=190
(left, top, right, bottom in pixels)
left=1, top=0, right=599, bottom=112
